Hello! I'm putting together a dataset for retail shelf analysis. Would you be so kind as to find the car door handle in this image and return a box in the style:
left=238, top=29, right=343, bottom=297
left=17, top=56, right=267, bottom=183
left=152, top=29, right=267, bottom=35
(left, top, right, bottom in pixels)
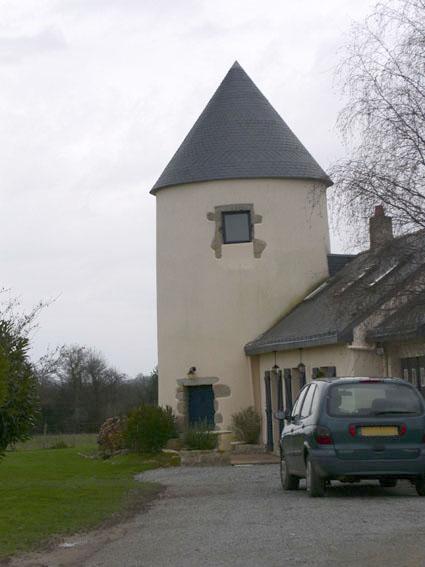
left=301, top=425, right=305, bottom=429
left=290, top=428, right=294, bottom=433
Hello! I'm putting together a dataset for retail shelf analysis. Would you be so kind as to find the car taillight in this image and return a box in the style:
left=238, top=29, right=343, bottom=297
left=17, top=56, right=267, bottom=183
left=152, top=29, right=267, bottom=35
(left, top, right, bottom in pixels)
left=316, top=426, right=333, bottom=445
left=348, top=424, right=357, bottom=437
left=399, top=424, right=407, bottom=436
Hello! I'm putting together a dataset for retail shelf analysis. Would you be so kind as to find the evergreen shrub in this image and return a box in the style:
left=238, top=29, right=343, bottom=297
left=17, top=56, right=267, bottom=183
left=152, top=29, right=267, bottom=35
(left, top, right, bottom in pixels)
left=124, top=405, right=176, bottom=453
left=183, top=423, right=218, bottom=451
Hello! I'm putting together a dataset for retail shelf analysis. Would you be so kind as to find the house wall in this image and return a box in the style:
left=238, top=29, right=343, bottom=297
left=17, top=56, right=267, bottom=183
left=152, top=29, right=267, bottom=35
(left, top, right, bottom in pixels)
left=257, top=344, right=385, bottom=448
left=156, top=178, right=330, bottom=430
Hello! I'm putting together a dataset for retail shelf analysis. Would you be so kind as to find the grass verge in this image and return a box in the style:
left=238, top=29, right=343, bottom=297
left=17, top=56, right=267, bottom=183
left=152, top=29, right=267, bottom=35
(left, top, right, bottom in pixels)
left=12, top=433, right=98, bottom=451
left=0, top=446, right=179, bottom=559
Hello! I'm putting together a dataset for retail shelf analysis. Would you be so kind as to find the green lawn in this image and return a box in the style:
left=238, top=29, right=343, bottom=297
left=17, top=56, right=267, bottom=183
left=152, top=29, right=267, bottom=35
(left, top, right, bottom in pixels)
left=13, top=433, right=98, bottom=451
left=0, top=442, right=179, bottom=559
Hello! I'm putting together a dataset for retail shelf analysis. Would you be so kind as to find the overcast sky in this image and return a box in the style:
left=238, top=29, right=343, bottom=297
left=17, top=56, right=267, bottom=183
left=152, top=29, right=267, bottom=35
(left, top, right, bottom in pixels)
left=0, top=0, right=377, bottom=376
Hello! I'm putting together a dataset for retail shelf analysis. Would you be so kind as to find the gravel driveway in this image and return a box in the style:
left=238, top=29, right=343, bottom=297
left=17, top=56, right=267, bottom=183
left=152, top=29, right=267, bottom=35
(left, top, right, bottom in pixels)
left=83, top=464, right=425, bottom=567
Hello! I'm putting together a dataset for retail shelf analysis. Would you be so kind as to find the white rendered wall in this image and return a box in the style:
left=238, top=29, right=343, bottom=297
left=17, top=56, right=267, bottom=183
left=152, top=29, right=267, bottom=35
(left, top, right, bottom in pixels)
left=155, top=178, right=330, bottom=428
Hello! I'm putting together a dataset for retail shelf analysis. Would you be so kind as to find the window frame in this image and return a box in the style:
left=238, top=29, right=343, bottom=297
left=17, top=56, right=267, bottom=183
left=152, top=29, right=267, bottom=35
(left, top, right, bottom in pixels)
left=222, top=210, right=252, bottom=245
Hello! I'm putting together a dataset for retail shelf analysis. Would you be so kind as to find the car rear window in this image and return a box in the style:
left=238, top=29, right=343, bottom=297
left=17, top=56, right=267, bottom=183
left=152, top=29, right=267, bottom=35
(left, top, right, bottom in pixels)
left=327, top=382, right=423, bottom=417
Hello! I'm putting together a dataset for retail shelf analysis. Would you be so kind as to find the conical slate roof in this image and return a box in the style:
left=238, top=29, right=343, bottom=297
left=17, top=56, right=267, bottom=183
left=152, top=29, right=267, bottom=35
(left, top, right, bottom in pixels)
left=151, top=61, right=332, bottom=194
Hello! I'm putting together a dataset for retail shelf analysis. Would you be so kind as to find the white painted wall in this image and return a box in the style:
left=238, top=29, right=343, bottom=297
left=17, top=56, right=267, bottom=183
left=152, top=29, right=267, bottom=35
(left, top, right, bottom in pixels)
left=155, top=178, right=330, bottom=428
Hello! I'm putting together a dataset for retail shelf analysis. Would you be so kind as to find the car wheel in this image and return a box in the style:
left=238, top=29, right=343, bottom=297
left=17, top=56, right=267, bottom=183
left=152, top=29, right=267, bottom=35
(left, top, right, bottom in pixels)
left=415, top=476, right=425, bottom=496
left=280, top=453, right=299, bottom=490
left=306, top=456, right=325, bottom=497
left=379, top=479, right=398, bottom=488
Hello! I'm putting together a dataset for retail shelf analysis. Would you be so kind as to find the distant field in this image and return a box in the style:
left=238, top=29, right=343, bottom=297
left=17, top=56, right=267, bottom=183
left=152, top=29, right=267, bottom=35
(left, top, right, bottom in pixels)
left=0, top=447, right=179, bottom=559
left=12, top=433, right=98, bottom=451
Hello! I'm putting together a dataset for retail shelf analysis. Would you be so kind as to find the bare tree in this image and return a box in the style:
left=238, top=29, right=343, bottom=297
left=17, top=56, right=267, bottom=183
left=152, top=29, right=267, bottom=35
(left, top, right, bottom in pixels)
left=331, top=0, right=425, bottom=245
left=34, top=345, right=160, bottom=433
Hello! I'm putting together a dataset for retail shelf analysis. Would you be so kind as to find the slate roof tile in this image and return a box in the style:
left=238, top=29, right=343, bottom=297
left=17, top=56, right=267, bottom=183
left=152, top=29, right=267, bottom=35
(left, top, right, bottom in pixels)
left=151, top=61, right=332, bottom=194
left=245, top=230, right=425, bottom=355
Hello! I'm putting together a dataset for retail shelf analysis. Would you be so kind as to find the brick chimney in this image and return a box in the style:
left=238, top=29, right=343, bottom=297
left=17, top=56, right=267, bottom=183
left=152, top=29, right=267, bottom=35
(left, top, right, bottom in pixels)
left=369, top=205, right=393, bottom=249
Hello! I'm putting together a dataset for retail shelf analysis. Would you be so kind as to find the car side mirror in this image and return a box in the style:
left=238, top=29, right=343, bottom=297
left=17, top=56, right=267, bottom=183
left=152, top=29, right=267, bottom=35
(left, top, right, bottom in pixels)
left=274, top=410, right=286, bottom=421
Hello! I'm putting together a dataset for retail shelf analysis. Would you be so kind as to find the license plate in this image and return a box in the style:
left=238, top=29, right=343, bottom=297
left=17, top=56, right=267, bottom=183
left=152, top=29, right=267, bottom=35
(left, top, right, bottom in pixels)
left=360, top=426, right=399, bottom=437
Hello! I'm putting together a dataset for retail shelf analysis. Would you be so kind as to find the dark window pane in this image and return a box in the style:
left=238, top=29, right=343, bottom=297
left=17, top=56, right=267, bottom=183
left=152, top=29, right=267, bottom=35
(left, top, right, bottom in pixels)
left=292, top=385, right=309, bottom=418
left=310, top=386, right=320, bottom=413
left=222, top=211, right=251, bottom=243
left=327, top=382, right=423, bottom=417
left=300, top=384, right=317, bottom=418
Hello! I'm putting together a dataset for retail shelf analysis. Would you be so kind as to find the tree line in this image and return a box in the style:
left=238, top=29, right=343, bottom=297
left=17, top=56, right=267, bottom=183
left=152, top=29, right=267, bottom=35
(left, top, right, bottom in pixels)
left=35, top=345, right=158, bottom=434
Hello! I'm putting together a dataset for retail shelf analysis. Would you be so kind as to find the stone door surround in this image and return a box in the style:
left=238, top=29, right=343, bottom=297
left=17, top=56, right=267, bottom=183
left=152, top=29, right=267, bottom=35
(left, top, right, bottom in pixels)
left=175, top=376, right=231, bottom=430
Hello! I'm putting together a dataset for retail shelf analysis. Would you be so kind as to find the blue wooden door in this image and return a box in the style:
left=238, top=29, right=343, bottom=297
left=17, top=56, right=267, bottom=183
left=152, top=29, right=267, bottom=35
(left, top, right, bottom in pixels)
left=188, top=386, right=215, bottom=427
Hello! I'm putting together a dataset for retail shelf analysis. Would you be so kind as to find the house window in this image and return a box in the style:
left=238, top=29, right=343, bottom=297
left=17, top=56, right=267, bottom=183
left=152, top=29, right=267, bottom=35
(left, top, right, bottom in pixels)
left=222, top=211, right=252, bottom=244
left=312, top=366, right=337, bottom=379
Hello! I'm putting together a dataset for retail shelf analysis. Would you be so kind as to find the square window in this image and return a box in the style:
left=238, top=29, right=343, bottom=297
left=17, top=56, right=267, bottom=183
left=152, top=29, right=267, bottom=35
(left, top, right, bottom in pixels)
left=222, top=211, right=252, bottom=244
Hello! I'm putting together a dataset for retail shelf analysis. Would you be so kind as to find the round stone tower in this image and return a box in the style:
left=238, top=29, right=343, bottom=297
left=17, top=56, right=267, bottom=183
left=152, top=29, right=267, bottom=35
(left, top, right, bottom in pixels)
left=151, top=62, right=332, bottom=432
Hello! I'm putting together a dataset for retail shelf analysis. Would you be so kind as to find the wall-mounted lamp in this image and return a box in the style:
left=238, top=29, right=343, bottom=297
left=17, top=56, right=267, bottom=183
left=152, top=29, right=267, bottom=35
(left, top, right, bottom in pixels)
left=187, top=366, right=197, bottom=375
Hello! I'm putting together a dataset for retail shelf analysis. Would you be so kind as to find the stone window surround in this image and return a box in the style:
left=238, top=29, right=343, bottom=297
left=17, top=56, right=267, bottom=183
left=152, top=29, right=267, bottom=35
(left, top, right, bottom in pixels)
left=175, top=376, right=231, bottom=430
left=207, top=203, right=267, bottom=259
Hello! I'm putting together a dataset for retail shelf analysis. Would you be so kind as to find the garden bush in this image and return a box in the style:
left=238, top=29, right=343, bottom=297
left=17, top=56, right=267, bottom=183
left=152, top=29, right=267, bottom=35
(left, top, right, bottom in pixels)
left=231, top=407, right=261, bottom=444
left=98, top=416, right=126, bottom=456
left=183, top=423, right=218, bottom=451
left=0, top=320, right=38, bottom=459
left=124, top=405, right=176, bottom=454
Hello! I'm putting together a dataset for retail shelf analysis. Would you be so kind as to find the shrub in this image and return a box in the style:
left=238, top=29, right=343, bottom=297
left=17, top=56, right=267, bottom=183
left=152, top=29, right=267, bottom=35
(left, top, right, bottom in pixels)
left=124, top=405, right=176, bottom=454
left=98, top=416, right=126, bottom=456
left=231, top=407, right=261, bottom=444
left=183, top=423, right=218, bottom=451
left=0, top=320, right=38, bottom=459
